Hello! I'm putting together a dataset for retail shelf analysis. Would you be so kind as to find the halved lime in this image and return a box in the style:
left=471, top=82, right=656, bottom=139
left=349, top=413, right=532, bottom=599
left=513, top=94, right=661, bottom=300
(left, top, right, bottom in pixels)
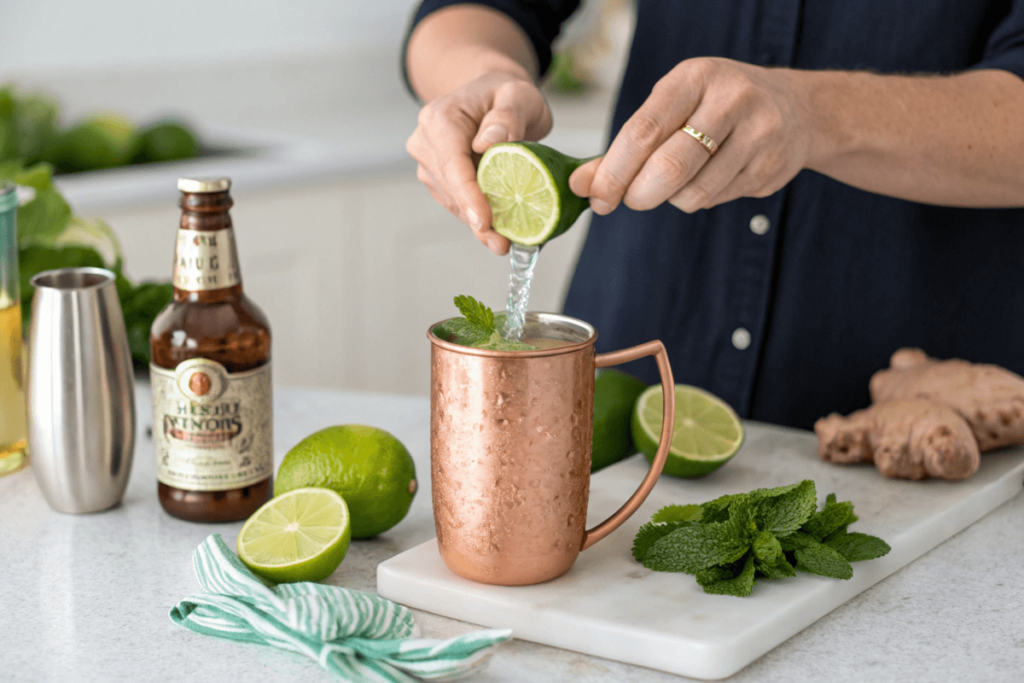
left=477, top=141, right=592, bottom=246
left=632, top=384, right=744, bottom=478
left=237, top=487, right=351, bottom=583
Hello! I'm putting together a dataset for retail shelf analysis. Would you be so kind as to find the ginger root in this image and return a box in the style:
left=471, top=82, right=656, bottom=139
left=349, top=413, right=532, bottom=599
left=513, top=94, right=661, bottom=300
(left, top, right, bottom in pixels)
left=870, top=348, right=1024, bottom=452
left=816, top=400, right=980, bottom=481
left=816, top=348, right=1024, bottom=481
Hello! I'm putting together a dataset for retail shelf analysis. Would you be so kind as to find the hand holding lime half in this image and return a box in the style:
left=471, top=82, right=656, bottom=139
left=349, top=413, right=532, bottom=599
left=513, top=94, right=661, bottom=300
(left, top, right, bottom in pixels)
left=275, top=425, right=417, bottom=539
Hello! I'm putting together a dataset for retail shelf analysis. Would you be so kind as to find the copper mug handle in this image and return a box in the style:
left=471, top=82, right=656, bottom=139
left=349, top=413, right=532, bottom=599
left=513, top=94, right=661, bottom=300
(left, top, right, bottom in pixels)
left=580, top=340, right=675, bottom=551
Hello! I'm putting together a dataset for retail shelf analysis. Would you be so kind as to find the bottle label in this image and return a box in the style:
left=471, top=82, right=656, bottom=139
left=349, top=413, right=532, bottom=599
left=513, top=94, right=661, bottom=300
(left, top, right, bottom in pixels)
left=172, top=228, right=241, bottom=291
left=150, top=359, right=272, bottom=491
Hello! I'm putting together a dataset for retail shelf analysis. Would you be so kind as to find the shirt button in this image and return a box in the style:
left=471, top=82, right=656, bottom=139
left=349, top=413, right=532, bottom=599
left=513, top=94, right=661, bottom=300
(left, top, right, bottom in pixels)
left=749, top=214, right=770, bottom=235
left=732, top=327, right=751, bottom=350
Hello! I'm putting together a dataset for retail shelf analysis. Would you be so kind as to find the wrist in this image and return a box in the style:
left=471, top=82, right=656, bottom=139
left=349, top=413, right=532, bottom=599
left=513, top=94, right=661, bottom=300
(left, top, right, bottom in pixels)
left=792, top=70, right=855, bottom=170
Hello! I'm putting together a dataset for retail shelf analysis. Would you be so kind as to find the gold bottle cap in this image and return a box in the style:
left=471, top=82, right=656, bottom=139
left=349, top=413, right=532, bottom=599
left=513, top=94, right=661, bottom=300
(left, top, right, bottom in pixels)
left=177, top=177, right=231, bottom=193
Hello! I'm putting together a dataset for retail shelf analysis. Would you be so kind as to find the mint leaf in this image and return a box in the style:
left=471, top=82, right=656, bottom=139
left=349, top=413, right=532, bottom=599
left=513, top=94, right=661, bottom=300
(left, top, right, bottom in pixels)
left=14, top=162, right=54, bottom=190
left=698, top=554, right=756, bottom=597
left=471, top=331, right=536, bottom=351
left=652, top=504, right=702, bottom=524
left=632, top=521, right=691, bottom=562
left=18, top=187, right=71, bottom=247
left=433, top=318, right=491, bottom=347
left=752, top=530, right=782, bottom=566
left=0, top=158, right=24, bottom=181
left=778, top=531, right=814, bottom=552
left=802, top=498, right=855, bottom=541
left=823, top=531, right=891, bottom=563
left=756, top=555, right=797, bottom=580
left=700, top=493, right=744, bottom=523
left=454, top=295, right=495, bottom=333
left=754, top=480, right=817, bottom=536
left=794, top=540, right=853, bottom=580
left=644, top=511, right=754, bottom=574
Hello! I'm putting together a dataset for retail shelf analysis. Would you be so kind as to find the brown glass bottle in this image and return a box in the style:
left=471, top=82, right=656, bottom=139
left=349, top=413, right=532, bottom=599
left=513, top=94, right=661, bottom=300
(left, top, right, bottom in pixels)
left=150, top=177, right=273, bottom=522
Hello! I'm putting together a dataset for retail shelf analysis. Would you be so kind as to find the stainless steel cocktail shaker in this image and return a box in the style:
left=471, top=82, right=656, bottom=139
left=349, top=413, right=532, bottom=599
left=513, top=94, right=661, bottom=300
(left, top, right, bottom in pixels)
left=26, top=267, right=135, bottom=513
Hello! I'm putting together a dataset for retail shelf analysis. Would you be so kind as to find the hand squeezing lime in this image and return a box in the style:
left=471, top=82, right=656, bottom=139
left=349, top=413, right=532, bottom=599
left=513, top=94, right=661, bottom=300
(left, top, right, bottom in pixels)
left=476, top=141, right=594, bottom=246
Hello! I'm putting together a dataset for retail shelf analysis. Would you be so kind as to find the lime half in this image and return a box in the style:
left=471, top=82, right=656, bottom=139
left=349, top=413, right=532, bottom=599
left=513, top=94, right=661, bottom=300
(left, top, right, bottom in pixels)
left=237, top=487, right=351, bottom=583
left=477, top=141, right=591, bottom=246
left=632, top=384, right=744, bottom=478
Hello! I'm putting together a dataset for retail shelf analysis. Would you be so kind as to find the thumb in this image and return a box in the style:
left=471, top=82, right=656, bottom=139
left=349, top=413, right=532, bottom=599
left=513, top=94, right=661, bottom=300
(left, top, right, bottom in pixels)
left=472, top=80, right=551, bottom=153
left=569, top=158, right=602, bottom=198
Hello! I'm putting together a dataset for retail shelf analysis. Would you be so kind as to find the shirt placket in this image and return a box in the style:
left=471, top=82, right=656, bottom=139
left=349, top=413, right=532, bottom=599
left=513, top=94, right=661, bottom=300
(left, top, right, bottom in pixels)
left=716, top=0, right=801, bottom=415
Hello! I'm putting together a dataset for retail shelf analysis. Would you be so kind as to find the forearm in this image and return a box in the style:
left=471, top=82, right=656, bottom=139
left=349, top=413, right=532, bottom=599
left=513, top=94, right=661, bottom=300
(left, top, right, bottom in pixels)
left=406, top=5, right=539, bottom=102
left=801, top=68, right=1024, bottom=207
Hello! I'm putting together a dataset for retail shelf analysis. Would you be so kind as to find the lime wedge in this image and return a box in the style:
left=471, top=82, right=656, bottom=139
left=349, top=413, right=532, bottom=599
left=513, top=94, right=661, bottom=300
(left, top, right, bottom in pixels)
left=237, top=487, right=351, bottom=583
left=477, top=141, right=592, bottom=246
left=632, top=384, right=744, bottom=478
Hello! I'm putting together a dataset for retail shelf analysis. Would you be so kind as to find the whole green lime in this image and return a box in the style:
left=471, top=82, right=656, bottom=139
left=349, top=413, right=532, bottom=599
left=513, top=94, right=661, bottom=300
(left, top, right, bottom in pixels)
left=134, top=120, right=201, bottom=163
left=592, top=370, right=647, bottom=472
left=58, top=114, right=139, bottom=172
left=275, top=425, right=417, bottom=539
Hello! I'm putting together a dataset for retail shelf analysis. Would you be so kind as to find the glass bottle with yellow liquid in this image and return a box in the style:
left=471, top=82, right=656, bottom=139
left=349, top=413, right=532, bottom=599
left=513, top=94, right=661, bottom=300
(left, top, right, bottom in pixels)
left=0, top=184, right=27, bottom=476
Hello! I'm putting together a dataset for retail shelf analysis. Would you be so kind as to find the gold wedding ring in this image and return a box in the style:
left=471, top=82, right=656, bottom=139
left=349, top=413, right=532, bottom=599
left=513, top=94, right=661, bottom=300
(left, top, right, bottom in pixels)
left=681, top=125, right=718, bottom=156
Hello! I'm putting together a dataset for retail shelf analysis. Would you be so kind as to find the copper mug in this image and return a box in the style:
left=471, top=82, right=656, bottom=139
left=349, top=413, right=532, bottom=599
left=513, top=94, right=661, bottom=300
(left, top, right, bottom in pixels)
left=428, top=312, right=675, bottom=586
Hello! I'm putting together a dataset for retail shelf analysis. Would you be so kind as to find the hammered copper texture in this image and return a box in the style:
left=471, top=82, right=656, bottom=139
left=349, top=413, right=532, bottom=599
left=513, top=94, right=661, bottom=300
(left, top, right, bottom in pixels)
left=430, top=341, right=595, bottom=586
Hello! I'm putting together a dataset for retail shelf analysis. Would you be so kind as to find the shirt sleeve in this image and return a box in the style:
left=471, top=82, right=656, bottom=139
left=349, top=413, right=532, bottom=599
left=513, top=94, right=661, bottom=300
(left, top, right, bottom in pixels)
left=401, top=0, right=582, bottom=101
left=971, top=1, right=1024, bottom=80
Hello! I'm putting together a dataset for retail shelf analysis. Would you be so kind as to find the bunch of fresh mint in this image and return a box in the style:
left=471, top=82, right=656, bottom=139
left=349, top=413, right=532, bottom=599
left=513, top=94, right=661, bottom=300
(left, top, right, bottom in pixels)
left=433, top=295, right=536, bottom=351
left=632, top=480, right=890, bottom=597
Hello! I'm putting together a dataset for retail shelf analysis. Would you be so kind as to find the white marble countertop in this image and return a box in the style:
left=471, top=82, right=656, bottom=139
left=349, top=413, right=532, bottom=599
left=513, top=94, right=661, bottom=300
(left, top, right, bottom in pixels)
left=1, top=385, right=1022, bottom=682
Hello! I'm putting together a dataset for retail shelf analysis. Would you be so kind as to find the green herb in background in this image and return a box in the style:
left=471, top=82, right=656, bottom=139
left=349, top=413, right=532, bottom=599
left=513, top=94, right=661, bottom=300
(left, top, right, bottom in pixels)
left=433, top=295, right=536, bottom=351
left=632, top=481, right=891, bottom=597
left=1, top=161, right=172, bottom=368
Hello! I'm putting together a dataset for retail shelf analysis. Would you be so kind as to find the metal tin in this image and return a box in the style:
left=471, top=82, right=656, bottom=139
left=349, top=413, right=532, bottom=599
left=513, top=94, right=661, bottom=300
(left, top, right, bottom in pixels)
left=428, top=312, right=676, bottom=586
left=27, top=268, right=135, bottom=513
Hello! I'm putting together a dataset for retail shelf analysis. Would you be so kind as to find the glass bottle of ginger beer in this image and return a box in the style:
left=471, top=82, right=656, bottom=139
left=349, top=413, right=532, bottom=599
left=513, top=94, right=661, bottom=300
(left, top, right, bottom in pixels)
left=150, top=177, right=273, bottom=522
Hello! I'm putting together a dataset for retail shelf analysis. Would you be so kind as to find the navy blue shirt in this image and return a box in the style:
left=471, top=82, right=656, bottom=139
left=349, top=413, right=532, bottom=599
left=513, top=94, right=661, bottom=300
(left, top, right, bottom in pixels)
left=408, top=1, right=1024, bottom=430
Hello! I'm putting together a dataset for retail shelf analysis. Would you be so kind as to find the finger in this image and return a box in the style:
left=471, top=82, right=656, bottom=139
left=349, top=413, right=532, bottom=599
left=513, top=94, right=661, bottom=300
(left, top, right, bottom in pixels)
left=622, top=120, right=726, bottom=211
left=698, top=170, right=761, bottom=209
left=431, top=132, right=492, bottom=233
left=420, top=164, right=508, bottom=254
left=569, top=157, right=602, bottom=198
left=488, top=232, right=511, bottom=256
left=472, top=80, right=552, bottom=153
left=665, top=131, right=747, bottom=213
left=588, top=74, right=704, bottom=214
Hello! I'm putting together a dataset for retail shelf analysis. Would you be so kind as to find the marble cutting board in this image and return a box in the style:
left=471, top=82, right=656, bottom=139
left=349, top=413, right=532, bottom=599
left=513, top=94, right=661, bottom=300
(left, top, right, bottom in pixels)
left=377, top=421, right=1024, bottom=680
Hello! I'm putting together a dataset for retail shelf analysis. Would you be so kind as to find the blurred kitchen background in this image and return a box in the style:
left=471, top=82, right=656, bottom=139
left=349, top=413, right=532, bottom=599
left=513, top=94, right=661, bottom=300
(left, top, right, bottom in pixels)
left=0, top=0, right=634, bottom=395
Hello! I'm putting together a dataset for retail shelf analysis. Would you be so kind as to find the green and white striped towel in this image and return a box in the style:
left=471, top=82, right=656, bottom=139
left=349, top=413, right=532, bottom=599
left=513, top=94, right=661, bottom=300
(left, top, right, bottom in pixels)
left=170, top=534, right=511, bottom=682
